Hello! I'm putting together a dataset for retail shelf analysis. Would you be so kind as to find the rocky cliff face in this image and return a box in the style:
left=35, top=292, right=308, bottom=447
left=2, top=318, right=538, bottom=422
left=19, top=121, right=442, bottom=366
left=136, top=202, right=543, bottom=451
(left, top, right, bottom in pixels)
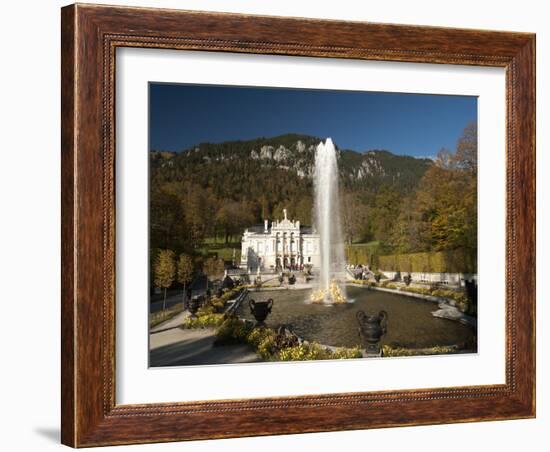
left=151, top=133, right=432, bottom=194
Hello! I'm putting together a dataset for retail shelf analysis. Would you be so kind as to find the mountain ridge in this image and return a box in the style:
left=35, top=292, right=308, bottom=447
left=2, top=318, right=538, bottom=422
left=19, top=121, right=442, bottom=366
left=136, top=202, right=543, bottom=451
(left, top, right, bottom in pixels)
left=152, top=133, right=433, bottom=161
left=150, top=133, right=432, bottom=192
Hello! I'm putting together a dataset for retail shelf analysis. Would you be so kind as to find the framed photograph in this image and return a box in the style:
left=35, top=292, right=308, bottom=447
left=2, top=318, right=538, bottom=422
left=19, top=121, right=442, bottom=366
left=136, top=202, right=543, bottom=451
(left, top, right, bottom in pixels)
left=61, top=3, right=536, bottom=447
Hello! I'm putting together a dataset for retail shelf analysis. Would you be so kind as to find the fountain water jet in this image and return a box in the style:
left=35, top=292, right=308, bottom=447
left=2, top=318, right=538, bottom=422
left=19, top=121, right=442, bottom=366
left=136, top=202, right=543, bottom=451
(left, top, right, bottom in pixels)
left=310, top=138, right=347, bottom=304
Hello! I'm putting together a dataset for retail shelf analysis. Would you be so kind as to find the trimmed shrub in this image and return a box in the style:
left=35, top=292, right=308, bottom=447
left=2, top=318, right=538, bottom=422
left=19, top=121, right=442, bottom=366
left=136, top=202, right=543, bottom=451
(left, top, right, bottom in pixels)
left=379, top=280, right=398, bottom=290
left=402, top=286, right=432, bottom=296
left=378, top=249, right=476, bottom=274
left=350, top=279, right=376, bottom=288
left=431, top=289, right=469, bottom=311
left=345, top=243, right=381, bottom=269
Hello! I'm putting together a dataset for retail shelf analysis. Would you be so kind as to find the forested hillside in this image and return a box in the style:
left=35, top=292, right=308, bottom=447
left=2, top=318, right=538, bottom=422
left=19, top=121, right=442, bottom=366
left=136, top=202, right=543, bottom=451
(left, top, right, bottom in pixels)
left=151, top=134, right=430, bottom=248
left=150, top=124, right=477, bottom=265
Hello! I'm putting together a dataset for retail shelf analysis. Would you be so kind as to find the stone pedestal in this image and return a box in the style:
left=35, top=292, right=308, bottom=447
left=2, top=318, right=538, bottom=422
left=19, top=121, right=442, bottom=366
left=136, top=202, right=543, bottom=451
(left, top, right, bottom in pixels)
left=362, top=349, right=382, bottom=358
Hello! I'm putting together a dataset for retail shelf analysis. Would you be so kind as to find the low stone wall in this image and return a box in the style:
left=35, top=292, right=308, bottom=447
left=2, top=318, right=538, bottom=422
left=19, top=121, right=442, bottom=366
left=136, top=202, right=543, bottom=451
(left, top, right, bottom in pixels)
left=347, top=283, right=477, bottom=329
left=347, top=283, right=442, bottom=303
left=224, top=288, right=249, bottom=315
left=380, top=271, right=476, bottom=288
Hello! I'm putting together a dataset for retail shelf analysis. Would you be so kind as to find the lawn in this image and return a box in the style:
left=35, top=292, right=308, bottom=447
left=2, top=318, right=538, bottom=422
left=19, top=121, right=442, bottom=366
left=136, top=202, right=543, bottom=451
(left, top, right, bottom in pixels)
left=197, top=236, right=242, bottom=263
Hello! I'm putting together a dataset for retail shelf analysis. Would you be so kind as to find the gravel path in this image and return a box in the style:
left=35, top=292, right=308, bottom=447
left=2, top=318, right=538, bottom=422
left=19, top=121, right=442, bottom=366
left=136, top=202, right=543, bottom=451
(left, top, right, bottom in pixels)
left=149, top=327, right=260, bottom=367
left=150, top=311, right=190, bottom=333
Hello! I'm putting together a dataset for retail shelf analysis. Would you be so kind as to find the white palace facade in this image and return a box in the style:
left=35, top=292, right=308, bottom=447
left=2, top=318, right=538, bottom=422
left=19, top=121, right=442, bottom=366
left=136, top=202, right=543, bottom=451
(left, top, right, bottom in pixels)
left=240, top=209, right=320, bottom=272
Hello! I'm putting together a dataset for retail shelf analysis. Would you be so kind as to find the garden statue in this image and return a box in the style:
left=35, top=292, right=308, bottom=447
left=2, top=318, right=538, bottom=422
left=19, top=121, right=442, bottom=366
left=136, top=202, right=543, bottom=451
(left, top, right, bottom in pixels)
left=357, top=310, right=388, bottom=357
left=404, top=274, right=412, bottom=286
left=249, top=298, right=273, bottom=327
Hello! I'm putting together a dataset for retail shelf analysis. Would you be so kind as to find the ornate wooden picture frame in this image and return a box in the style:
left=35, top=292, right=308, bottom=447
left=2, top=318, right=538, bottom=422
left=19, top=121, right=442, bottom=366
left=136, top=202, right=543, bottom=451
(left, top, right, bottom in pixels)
left=61, top=3, right=535, bottom=447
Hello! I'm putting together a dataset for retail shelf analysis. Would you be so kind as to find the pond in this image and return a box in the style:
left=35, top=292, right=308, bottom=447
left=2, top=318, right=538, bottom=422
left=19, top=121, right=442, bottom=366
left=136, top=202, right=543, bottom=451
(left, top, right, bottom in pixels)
left=237, top=286, right=476, bottom=351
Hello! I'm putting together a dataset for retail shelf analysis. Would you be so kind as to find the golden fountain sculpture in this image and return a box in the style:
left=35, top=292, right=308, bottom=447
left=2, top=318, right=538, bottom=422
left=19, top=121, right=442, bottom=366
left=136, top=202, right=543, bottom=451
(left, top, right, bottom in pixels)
left=310, top=279, right=347, bottom=304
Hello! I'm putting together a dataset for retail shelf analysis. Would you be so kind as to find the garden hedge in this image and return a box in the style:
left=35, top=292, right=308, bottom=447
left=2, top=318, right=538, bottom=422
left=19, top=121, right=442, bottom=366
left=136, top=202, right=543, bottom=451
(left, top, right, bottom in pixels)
left=378, top=249, right=476, bottom=273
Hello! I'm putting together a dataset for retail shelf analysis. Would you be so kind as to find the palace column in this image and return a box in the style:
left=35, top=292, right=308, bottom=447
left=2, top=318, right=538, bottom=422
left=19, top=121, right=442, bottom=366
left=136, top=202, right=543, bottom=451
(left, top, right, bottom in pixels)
left=282, top=233, right=287, bottom=268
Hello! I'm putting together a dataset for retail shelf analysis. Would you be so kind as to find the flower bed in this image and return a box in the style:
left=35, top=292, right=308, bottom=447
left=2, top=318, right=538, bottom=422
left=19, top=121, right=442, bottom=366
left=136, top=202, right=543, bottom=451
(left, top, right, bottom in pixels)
left=182, top=287, right=245, bottom=329
left=209, top=287, right=243, bottom=311
left=215, top=317, right=362, bottom=361
left=278, top=343, right=362, bottom=361
left=382, top=344, right=459, bottom=357
left=182, top=305, right=225, bottom=329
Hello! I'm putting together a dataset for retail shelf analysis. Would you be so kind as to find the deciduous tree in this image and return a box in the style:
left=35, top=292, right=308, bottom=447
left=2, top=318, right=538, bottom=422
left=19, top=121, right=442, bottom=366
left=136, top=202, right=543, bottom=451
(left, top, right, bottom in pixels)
left=454, top=121, right=477, bottom=174
left=177, top=253, right=194, bottom=305
left=154, top=249, right=176, bottom=313
left=203, top=256, right=225, bottom=291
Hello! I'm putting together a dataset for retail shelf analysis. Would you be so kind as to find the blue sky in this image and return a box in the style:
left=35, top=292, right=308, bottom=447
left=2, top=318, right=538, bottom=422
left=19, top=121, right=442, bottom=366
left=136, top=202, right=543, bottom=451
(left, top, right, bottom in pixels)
left=149, top=83, right=477, bottom=158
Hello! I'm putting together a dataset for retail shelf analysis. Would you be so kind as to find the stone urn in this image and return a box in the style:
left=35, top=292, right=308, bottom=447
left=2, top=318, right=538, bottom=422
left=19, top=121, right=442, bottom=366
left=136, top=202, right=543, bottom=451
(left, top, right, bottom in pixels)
left=357, top=310, right=388, bottom=357
left=249, top=298, right=273, bottom=327
left=254, top=275, right=262, bottom=287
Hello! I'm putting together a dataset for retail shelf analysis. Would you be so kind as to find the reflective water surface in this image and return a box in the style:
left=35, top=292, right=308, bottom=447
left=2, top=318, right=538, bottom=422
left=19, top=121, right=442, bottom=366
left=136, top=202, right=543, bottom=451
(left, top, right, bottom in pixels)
left=238, top=286, right=476, bottom=350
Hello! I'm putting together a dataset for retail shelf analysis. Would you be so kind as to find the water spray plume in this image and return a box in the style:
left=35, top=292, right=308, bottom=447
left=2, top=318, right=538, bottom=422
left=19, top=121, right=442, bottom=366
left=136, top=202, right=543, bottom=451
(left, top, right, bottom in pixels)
left=311, top=138, right=347, bottom=304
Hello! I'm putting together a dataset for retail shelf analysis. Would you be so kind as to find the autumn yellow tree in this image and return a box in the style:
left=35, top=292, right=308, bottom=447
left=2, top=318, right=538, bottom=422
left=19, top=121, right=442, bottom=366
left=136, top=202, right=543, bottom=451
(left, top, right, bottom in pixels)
left=385, top=121, right=477, bottom=261
left=454, top=121, right=477, bottom=175
left=203, top=256, right=225, bottom=292
left=395, top=123, right=477, bottom=255
left=177, top=253, right=194, bottom=306
left=154, top=249, right=176, bottom=313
